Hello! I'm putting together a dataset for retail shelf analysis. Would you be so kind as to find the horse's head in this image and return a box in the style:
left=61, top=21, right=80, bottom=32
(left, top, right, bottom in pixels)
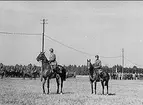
left=0, top=63, right=3, bottom=68
left=87, top=59, right=94, bottom=71
left=87, top=59, right=92, bottom=69
left=36, top=52, right=47, bottom=62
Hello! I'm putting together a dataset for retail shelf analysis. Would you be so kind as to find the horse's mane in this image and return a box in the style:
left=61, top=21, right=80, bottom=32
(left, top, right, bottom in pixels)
left=44, top=58, right=49, bottom=63
left=42, top=54, right=49, bottom=63
left=88, top=62, right=95, bottom=77
left=57, top=65, right=63, bottom=68
left=89, top=62, right=94, bottom=71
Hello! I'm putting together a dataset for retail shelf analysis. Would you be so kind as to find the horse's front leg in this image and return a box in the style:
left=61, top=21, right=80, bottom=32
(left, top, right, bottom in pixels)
left=42, top=78, right=46, bottom=94
left=56, top=75, right=60, bottom=94
left=106, top=81, right=109, bottom=95
left=47, top=78, right=50, bottom=94
left=60, top=78, right=63, bottom=94
left=90, top=80, right=93, bottom=94
left=40, top=71, right=43, bottom=82
left=94, top=81, right=97, bottom=94
left=101, top=81, right=104, bottom=95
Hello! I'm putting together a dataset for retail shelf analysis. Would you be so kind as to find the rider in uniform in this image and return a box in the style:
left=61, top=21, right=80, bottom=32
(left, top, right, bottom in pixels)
left=49, top=48, right=57, bottom=73
left=94, top=55, right=103, bottom=81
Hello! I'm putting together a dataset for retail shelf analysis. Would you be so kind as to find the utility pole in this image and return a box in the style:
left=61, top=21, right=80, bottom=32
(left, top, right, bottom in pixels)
left=40, top=19, right=47, bottom=81
left=122, top=48, right=124, bottom=80
left=42, top=19, right=45, bottom=52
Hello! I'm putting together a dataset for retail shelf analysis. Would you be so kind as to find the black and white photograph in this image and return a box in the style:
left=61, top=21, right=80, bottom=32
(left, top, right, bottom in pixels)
left=0, top=1, right=143, bottom=105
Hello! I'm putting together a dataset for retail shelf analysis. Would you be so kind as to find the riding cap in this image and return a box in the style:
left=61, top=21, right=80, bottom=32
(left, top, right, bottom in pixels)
left=95, top=55, right=99, bottom=58
left=49, top=48, right=54, bottom=52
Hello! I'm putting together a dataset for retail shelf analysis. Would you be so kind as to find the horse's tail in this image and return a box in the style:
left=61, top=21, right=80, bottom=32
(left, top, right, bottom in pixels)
left=58, top=65, right=66, bottom=81
left=63, top=67, right=66, bottom=81
left=105, top=72, right=110, bottom=86
left=105, top=80, right=108, bottom=86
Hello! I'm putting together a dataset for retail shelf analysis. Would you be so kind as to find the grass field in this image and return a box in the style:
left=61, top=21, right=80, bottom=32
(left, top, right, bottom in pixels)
left=0, top=76, right=143, bottom=105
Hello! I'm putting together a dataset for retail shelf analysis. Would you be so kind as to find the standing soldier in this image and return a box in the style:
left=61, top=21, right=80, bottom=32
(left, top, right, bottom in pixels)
left=94, top=55, right=103, bottom=81
left=49, top=48, right=57, bottom=73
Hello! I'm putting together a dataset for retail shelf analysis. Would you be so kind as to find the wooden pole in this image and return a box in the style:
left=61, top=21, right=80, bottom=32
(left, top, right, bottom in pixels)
left=122, top=48, right=124, bottom=79
left=42, top=19, right=45, bottom=52
left=41, top=19, right=45, bottom=81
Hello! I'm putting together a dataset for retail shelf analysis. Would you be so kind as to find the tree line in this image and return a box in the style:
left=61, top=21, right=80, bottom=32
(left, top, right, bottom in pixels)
left=64, top=64, right=143, bottom=75
left=0, top=63, right=143, bottom=79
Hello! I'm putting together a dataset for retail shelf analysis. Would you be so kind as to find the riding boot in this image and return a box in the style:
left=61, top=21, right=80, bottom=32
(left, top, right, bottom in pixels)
left=96, top=73, right=100, bottom=82
left=100, top=77, right=103, bottom=81
left=99, top=73, right=103, bottom=81
left=51, top=68, right=54, bottom=73
left=53, top=65, right=57, bottom=73
left=51, top=66, right=54, bottom=73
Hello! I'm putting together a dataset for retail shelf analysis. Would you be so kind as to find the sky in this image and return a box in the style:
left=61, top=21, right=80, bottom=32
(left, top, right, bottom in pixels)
left=0, top=1, right=143, bottom=67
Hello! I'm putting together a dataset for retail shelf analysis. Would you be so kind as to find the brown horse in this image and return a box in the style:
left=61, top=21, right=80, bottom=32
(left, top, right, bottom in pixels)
left=87, top=59, right=109, bottom=95
left=36, top=52, right=66, bottom=94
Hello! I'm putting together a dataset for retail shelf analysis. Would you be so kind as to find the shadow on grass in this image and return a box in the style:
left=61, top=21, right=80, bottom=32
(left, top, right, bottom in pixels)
left=62, top=92, right=74, bottom=94
left=108, top=93, right=116, bottom=96
left=97, top=93, right=116, bottom=96
left=49, top=92, right=74, bottom=95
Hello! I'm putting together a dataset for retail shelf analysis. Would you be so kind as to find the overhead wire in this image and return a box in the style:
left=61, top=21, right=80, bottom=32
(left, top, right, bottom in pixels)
left=0, top=31, right=124, bottom=59
left=45, top=34, right=94, bottom=56
left=45, top=34, right=121, bottom=59
left=124, top=57, right=143, bottom=68
left=0, top=31, right=41, bottom=36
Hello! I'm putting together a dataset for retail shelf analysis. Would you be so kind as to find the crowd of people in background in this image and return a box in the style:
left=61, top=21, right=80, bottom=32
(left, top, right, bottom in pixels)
left=0, top=63, right=41, bottom=79
left=0, top=62, right=143, bottom=80
left=109, top=72, right=143, bottom=80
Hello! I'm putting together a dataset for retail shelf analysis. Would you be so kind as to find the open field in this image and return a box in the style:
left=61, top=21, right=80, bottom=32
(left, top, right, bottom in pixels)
left=0, top=77, right=143, bottom=105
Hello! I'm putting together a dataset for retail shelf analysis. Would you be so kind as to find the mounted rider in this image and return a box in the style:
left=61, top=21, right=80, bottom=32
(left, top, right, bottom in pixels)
left=49, top=48, right=57, bottom=73
left=94, top=55, right=103, bottom=81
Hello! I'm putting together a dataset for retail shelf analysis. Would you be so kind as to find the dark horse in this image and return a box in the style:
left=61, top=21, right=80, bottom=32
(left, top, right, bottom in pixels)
left=36, top=52, right=66, bottom=94
left=87, top=59, right=109, bottom=95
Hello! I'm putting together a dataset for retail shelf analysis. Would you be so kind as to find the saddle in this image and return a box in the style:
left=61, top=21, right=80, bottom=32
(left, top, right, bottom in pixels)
left=50, top=65, right=62, bottom=74
left=96, top=69, right=103, bottom=82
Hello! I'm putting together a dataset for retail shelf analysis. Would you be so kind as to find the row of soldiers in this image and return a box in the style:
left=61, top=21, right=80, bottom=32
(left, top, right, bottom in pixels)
left=0, top=63, right=41, bottom=79
left=109, top=72, right=143, bottom=80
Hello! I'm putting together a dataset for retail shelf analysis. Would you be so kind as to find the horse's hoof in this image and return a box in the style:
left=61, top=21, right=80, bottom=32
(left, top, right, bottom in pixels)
left=60, top=92, right=63, bottom=95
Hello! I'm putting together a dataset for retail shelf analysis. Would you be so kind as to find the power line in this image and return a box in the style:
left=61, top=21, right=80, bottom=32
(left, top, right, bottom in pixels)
left=124, top=57, right=143, bottom=67
left=45, top=34, right=121, bottom=59
left=45, top=34, right=93, bottom=56
left=100, top=55, right=121, bottom=58
left=0, top=31, right=41, bottom=36
left=0, top=31, right=122, bottom=59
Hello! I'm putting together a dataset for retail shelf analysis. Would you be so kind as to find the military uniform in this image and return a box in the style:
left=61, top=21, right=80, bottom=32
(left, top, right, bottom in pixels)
left=49, top=52, right=57, bottom=72
left=94, top=56, right=102, bottom=81
left=94, top=59, right=102, bottom=69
